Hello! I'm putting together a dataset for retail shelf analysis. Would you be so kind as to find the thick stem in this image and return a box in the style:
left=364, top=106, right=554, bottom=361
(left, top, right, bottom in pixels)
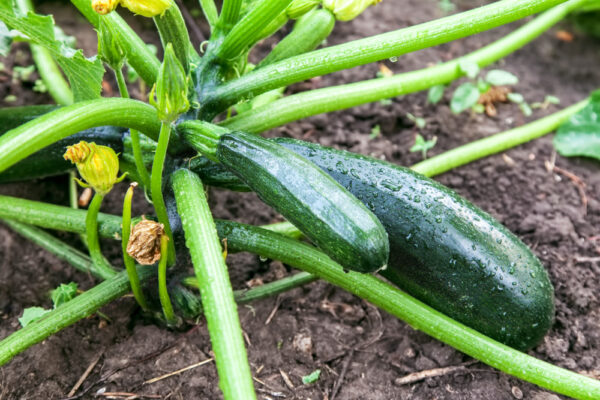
left=157, top=234, right=177, bottom=324
left=122, top=184, right=149, bottom=310
left=217, top=0, right=242, bottom=33
left=216, top=0, right=293, bottom=60
left=172, top=169, right=256, bottom=400
left=70, top=0, right=160, bottom=85
left=0, top=98, right=161, bottom=174
left=86, top=194, right=117, bottom=280
left=151, top=123, right=176, bottom=265
left=154, top=4, right=195, bottom=72
left=202, top=0, right=567, bottom=116
left=114, top=69, right=153, bottom=190
left=199, top=0, right=219, bottom=30
left=411, top=99, right=590, bottom=177
left=222, top=0, right=584, bottom=132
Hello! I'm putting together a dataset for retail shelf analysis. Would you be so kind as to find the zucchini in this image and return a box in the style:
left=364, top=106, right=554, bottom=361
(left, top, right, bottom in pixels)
left=215, top=131, right=390, bottom=273
left=275, top=138, right=554, bottom=350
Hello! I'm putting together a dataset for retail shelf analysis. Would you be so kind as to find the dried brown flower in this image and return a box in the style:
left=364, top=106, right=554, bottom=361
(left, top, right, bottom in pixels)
left=478, top=86, right=511, bottom=117
left=126, top=219, right=165, bottom=265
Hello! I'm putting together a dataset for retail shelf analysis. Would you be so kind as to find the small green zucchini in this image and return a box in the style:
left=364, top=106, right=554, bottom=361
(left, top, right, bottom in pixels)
left=215, top=131, right=390, bottom=273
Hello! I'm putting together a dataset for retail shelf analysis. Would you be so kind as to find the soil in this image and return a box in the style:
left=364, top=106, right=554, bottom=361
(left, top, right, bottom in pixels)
left=1, top=1, right=600, bottom=399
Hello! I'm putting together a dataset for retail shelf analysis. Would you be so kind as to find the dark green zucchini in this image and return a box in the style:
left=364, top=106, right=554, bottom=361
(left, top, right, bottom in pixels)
left=216, top=131, right=390, bottom=273
left=275, top=138, right=554, bottom=351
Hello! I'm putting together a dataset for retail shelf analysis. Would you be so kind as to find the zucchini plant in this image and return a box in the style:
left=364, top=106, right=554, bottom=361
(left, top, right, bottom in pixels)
left=0, top=0, right=599, bottom=399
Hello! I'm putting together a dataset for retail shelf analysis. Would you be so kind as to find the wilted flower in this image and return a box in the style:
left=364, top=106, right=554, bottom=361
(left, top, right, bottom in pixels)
left=126, top=220, right=165, bottom=265
left=323, top=0, right=382, bottom=21
left=92, top=0, right=119, bottom=15
left=64, top=141, right=124, bottom=195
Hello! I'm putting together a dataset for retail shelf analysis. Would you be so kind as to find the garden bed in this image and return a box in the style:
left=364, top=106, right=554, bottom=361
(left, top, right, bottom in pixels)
left=0, top=0, right=599, bottom=398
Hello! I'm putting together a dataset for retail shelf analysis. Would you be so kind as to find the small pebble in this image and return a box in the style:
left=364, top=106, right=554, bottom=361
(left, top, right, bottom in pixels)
left=511, top=386, right=523, bottom=399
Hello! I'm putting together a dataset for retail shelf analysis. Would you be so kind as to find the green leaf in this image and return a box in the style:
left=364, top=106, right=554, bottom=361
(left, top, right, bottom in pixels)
left=458, top=59, right=480, bottom=79
left=0, top=3, right=104, bottom=101
left=0, top=21, right=12, bottom=56
left=369, top=124, right=381, bottom=139
left=302, top=369, right=321, bottom=384
left=554, top=92, right=600, bottom=161
left=427, top=84, right=445, bottom=104
left=51, top=282, right=79, bottom=309
left=406, top=113, right=426, bottom=129
left=450, top=82, right=480, bottom=114
left=507, top=92, right=524, bottom=104
left=410, top=134, right=437, bottom=159
left=19, top=307, right=50, bottom=327
left=485, top=69, right=518, bottom=86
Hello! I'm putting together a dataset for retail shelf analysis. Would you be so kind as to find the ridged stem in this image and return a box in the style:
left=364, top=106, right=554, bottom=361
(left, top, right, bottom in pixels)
left=0, top=98, right=161, bottom=174
left=172, top=169, right=256, bottom=400
left=114, top=69, right=152, bottom=190
left=154, top=4, right=195, bottom=72
left=70, top=0, right=160, bottom=85
left=217, top=0, right=242, bottom=33
left=122, top=184, right=149, bottom=310
left=216, top=0, right=293, bottom=60
left=199, top=0, right=218, bottom=30
left=222, top=0, right=585, bottom=132
left=86, top=194, right=117, bottom=280
left=203, top=0, right=568, bottom=116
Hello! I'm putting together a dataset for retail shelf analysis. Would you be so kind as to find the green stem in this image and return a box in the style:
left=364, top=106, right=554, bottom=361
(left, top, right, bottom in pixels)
left=122, top=184, right=149, bottom=310
left=0, top=98, right=161, bottom=174
left=154, top=4, right=195, bottom=72
left=114, top=69, right=153, bottom=190
left=202, top=0, right=568, bottom=116
left=222, top=0, right=584, bottom=132
left=151, top=123, right=176, bottom=265
left=172, top=169, right=256, bottom=400
left=199, top=0, right=219, bottom=30
left=158, top=234, right=177, bottom=324
left=0, top=267, right=154, bottom=366
left=70, top=0, right=161, bottom=85
left=1, top=219, right=98, bottom=278
left=86, top=194, right=117, bottom=280
left=411, top=99, right=590, bottom=177
left=15, top=0, right=74, bottom=105
left=217, top=0, right=243, bottom=33
left=217, top=222, right=600, bottom=400
left=216, top=0, right=293, bottom=60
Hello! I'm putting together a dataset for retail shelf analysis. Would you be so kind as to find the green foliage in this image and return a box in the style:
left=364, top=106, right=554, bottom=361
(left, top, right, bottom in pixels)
left=427, top=84, right=445, bottom=104
left=406, top=112, right=426, bottom=129
left=51, top=282, right=79, bottom=309
left=19, top=307, right=50, bottom=327
left=507, top=92, right=532, bottom=116
left=554, top=91, right=600, bottom=161
left=0, top=2, right=103, bottom=101
left=369, top=124, right=381, bottom=139
left=450, top=82, right=480, bottom=114
left=458, top=59, right=480, bottom=79
left=485, top=69, right=519, bottom=86
left=302, top=369, right=321, bottom=384
left=410, top=134, right=437, bottom=159
left=0, top=21, right=13, bottom=56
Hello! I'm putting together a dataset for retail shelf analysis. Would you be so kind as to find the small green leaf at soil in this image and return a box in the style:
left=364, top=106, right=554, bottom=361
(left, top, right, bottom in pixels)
left=51, top=282, right=78, bottom=309
left=19, top=307, right=50, bottom=327
left=554, top=91, right=600, bottom=161
left=485, top=69, right=518, bottom=86
left=451, top=82, right=479, bottom=114
left=428, top=84, right=445, bottom=104
left=302, top=369, right=321, bottom=384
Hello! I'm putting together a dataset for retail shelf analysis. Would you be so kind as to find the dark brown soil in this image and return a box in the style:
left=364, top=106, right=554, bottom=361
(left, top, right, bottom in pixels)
left=1, top=1, right=600, bottom=399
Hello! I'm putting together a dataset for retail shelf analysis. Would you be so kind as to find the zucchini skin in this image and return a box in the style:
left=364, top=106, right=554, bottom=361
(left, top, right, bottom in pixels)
left=216, top=131, right=390, bottom=273
left=276, top=138, right=554, bottom=350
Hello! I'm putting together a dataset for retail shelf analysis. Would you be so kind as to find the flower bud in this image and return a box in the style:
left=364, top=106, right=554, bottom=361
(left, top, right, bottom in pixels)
left=126, top=220, right=165, bottom=265
left=286, top=0, right=320, bottom=19
left=149, top=43, right=190, bottom=123
left=64, top=141, right=124, bottom=195
left=92, top=0, right=120, bottom=15
left=323, top=0, right=381, bottom=21
left=120, top=0, right=173, bottom=17
left=97, top=16, right=126, bottom=70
